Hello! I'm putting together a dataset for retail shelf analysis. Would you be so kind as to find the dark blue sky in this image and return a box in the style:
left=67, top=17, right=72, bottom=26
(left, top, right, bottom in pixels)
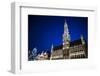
left=28, top=15, right=88, bottom=54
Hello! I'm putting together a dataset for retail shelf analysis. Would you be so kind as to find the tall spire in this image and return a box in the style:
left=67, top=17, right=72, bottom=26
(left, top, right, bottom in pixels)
left=63, top=20, right=70, bottom=59
left=63, top=20, right=70, bottom=41
left=50, top=44, right=53, bottom=60
left=81, top=35, right=85, bottom=45
left=51, top=44, right=53, bottom=53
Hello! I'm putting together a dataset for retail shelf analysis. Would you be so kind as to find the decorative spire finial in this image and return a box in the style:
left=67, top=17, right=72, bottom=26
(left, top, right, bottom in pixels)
left=81, top=35, right=85, bottom=45
left=51, top=44, right=53, bottom=53
left=50, top=44, right=53, bottom=60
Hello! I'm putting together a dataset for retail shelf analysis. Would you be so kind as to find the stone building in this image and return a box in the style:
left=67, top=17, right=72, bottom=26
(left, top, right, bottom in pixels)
left=50, top=20, right=88, bottom=60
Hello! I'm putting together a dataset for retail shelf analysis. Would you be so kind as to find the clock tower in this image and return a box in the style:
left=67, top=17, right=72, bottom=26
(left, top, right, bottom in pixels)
left=63, top=20, right=70, bottom=59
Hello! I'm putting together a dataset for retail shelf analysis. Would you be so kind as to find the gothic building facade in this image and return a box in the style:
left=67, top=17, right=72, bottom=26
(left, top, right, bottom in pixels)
left=50, top=20, right=88, bottom=60
left=28, top=20, right=88, bottom=61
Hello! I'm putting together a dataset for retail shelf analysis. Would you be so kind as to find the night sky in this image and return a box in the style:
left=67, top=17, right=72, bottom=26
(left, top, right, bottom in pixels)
left=28, top=15, right=88, bottom=54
